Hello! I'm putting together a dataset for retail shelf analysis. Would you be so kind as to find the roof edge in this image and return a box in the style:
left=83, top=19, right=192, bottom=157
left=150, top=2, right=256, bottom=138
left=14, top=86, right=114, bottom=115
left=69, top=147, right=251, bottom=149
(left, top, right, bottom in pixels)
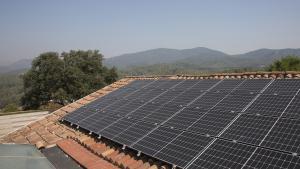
left=125, top=71, right=300, bottom=79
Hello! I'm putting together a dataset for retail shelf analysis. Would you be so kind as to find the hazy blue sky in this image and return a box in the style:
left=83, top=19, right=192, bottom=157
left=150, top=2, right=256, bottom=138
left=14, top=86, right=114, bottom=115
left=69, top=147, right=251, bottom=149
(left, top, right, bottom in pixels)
left=0, top=0, right=299, bottom=64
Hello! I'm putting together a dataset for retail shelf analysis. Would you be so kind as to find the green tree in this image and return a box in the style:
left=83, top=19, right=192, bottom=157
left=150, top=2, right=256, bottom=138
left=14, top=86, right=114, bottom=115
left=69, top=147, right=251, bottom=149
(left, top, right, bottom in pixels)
left=22, top=50, right=118, bottom=110
left=267, top=56, right=300, bottom=71
left=2, top=103, right=18, bottom=113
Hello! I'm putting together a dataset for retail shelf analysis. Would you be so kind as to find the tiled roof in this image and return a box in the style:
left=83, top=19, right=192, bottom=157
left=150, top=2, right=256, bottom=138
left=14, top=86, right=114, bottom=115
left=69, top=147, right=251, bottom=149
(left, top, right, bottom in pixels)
left=1, top=71, right=300, bottom=169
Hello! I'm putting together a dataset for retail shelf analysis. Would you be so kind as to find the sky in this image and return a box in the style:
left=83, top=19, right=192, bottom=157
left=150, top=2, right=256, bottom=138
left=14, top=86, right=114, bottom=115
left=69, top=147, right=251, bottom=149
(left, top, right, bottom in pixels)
left=0, top=0, right=300, bottom=65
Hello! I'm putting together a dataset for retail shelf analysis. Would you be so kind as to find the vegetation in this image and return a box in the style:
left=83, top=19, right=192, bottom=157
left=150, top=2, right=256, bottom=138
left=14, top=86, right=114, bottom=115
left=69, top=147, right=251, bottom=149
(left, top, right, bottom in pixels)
left=0, top=72, right=23, bottom=110
left=119, top=62, right=261, bottom=76
left=267, top=56, right=300, bottom=71
left=0, top=53, right=299, bottom=113
left=2, top=103, right=19, bottom=112
left=22, top=50, right=118, bottom=110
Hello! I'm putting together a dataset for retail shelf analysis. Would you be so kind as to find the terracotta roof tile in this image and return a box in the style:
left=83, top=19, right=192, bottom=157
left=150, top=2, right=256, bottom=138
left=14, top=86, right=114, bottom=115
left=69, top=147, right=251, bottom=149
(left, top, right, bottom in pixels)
left=26, top=132, right=43, bottom=144
left=136, top=162, right=151, bottom=169
left=148, top=165, right=159, bottom=169
left=11, top=135, right=28, bottom=144
left=53, top=109, right=67, bottom=117
left=57, top=139, right=120, bottom=169
left=127, top=159, right=144, bottom=169
left=111, top=152, right=125, bottom=164
left=121, top=156, right=139, bottom=169
left=117, top=154, right=132, bottom=166
left=61, top=106, right=76, bottom=113
left=89, top=142, right=109, bottom=155
left=102, top=148, right=116, bottom=158
left=106, top=149, right=120, bottom=162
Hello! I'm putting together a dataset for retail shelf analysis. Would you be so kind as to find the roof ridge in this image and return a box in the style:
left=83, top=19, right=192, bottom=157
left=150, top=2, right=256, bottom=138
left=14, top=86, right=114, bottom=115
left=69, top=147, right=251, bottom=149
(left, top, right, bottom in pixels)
left=125, top=71, right=300, bottom=79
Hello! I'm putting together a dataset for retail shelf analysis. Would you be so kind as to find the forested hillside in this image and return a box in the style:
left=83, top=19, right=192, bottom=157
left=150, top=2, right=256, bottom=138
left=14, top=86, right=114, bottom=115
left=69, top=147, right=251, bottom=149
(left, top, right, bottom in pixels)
left=106, top=48, right=300, bottom=74
left=0, top=71, right=23, bottom=109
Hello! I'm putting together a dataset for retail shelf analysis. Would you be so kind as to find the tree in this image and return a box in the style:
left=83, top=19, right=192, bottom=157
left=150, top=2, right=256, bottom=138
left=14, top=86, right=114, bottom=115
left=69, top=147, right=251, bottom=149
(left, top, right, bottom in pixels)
left=22, top=50, right=118, bottom=110
left=2, top=103, right=18, bottom=113
left=267, top=56, right=300, bottom=71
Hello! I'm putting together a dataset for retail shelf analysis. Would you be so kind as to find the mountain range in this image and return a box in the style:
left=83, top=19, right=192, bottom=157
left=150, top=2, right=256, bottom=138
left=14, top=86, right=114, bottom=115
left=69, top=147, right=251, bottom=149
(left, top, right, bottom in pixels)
left=104, top=47, right=300, bottom=69
left=1, top=47, right=300, bottom=74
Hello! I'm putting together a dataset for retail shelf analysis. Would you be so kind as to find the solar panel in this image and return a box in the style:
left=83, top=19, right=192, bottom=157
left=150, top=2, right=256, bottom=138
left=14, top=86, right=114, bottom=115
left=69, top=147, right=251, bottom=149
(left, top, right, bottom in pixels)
left=186, top=139, right=256, bottom=169
left=261, top=118, right=300, bottom=154
left=142, top=104, right=183, bottom=124
left=128, top=102, right=160, bottom=120
left=245, top=94, right=294, bottom=116
left=220, top=114, right=278, bottom=145
left=132, top=126, right=182, bottom=156
left=172, top=80, right=200, bottom=90
left=284, top=95, right=300, bottom=119
left=154, top=131, right=213, bottom=168
left=263, top=79, right=300, bottom=95
left=113, top=121, right=156, bottom=146
left=187, top=111, right=238, bottom=136
left=189, top=91, right=228, bottom=111
left=63, top=80, right=156, bottom=123
left=149, top=90, right=185, bottom=105
left=100, top=117, right=137, bottom=138
left=209, top=93, right=256, bottom=113
left=81, top=114, right=121, bottom=134
left=242, top=148, right=300, bottom=169
left=188, top=79, right=220, bottom=91
left=170, top=89, right=205, bottom=106
left=234, top=79, right=271, bottom=93
left=62, top=79, right=300, bottom=168
left=163, top=107, right=206, bottom=130
left=210, top=79, right=244, bottom=92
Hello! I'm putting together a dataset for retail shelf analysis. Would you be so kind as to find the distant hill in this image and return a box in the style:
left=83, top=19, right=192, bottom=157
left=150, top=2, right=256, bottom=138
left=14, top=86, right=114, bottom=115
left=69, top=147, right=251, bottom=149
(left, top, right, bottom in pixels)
left=0, top=59, right=31, bottom=74
left=105, top=47, right=300, bottom=70
left=104, top=47, right=229, bottom=68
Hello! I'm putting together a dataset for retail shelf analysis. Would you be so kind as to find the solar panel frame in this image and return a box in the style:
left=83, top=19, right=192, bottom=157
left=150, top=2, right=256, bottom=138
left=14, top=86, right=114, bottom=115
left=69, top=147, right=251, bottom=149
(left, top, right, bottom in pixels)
left=245, top=94, right=294, bottom=116
left=100, top=117, right=137, bottom=138
left=220, top=114, right=278, bottom=145
left=263, top=79, right=300, bottom=95
left=283, top=95, right=300, bottom=119
left=163, top=107, right=207, bottom=130
left=209, top=93, right=256, bottom=113
left=242, top=148, right=300, bottom=169
left=261, top=117, right=300, bottom=154
left=186, top=139, right=256, bottom=169
left=132, top=126, right=182, bottom=156
left=154, top=131, right=213, bottom=168
left=188, top=91, right=229, bottom=110
left=209, top=79, right=244, bottom=92
left=187, top=111, right=238, bottom=136
left=112, top=121, right=157, bottom=146
left=234, top=79, right=271, bottom=93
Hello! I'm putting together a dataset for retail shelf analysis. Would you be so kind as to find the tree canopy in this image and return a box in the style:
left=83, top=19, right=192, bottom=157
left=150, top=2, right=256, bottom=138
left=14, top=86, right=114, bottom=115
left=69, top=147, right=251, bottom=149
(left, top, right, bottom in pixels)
left=21, top=50, right=118, bottom=109
left=267, top=56, right=300, bottom=71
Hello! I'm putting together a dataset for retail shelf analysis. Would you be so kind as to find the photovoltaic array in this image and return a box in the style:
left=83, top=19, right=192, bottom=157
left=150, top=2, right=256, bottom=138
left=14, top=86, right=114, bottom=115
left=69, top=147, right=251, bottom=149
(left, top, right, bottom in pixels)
left=63, top=79, right=300, bottom=168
